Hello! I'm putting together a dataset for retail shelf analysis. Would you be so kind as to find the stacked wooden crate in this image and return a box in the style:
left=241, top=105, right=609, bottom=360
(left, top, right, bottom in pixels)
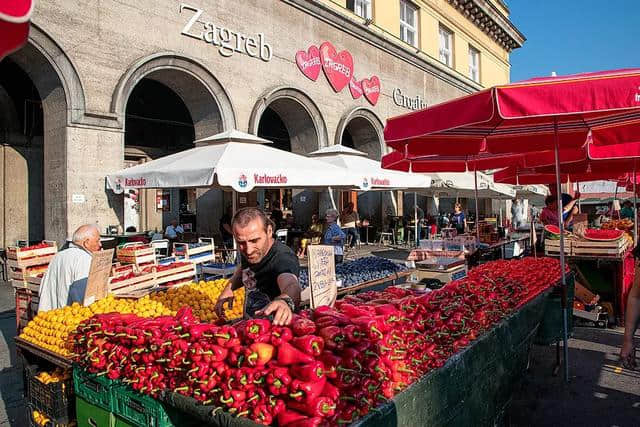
left=116, top=244, right=156, bottom=267
left=108, top=262, right=196, bottom=297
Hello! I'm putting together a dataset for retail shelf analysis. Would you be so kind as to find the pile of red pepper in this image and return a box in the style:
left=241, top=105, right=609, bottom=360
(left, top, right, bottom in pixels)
left=72, top=257, right=562, bottom=426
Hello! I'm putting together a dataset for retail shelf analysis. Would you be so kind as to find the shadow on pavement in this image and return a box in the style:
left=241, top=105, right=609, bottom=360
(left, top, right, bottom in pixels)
left=0, top=310, right=27, bottom=426
left=509, top=327, right=640, bottom=427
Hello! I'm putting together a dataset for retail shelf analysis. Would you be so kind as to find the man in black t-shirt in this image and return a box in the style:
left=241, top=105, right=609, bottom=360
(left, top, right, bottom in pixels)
left=214, top=207, right=301, bottom=325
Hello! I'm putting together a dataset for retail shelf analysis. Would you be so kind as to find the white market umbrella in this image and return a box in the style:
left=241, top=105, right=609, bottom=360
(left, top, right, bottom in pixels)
left=309, top=145, right=431, bottom=246
left=106, top=130, right=364, bottom=193
left=514, top=184, right=549, bottom=199
left=426, top=172, right=516, bottom=199
left=308, top=145, right=431, bottom=191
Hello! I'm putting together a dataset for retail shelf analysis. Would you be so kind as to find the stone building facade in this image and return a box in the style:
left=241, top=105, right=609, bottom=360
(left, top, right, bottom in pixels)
left=0, top=0, right=523, bottom=245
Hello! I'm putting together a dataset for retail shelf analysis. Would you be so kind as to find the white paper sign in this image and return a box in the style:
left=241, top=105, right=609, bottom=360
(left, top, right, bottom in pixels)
left=307, top=245, right=337, bottom=308
left=72, top=194, right=86, bottom=203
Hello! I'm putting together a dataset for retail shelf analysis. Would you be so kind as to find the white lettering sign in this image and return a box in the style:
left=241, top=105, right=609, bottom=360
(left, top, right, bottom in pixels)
left=180, top=4, right=272, bottom=62
left=392, top=88, right=427, bottom=111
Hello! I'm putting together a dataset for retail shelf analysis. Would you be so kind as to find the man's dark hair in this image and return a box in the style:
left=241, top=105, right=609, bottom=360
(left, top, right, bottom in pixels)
left=544, top=195, right=555, bottom=206
left=232, top=207, right=275, bottom=232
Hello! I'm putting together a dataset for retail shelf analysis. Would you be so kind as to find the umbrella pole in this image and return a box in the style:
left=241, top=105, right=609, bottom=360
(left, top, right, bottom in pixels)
left=414, top=192, right=418, bottom=247
left=474, top=167, right=480, bottom=243
left=232, top=191, right=238, bottom=263
left=576, top=182, right=581, bottom=213
left=328, top=187, right=337, bottom=210
left=553, top=120, right=570, bottom=383
left=634, top=165, right=638, bottom=247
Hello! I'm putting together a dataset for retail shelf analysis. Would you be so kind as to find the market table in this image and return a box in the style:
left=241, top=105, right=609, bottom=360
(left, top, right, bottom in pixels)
left=478, top=235, right=530, bottom=260
left=15, top=336, right=72, bottom=369
left=157, top=285, right=554, bottom=427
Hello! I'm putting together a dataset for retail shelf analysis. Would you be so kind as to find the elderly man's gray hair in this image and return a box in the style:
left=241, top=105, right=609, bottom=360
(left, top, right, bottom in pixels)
left=325, top=209, right=339, bottom=218
left=72, top=224, right=100, bottom=243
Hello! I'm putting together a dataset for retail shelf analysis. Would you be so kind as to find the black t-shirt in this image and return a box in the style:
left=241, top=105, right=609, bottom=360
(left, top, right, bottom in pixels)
left=240, top=240, right=300, bottom=316
left=219, top=214, right=232, bottom=240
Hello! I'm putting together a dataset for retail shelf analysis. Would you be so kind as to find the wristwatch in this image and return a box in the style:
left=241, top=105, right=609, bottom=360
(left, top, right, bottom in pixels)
left=275, top=295, right=296, bottom=312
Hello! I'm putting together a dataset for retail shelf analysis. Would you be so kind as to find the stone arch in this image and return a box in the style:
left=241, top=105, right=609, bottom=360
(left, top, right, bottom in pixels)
left=111, top=52, right=237, bottom=138
left=1, top=24, right=83, bottom=244
left=336, top=107, right=385, bottom=160
left=248, top=86, right=328, bottom=153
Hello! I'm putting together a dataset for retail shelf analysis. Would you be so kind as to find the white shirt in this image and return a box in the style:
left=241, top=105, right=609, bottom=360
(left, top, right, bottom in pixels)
left=165, top=225, right=184, bottom=239
left=38, top=244, right=93, bottom=312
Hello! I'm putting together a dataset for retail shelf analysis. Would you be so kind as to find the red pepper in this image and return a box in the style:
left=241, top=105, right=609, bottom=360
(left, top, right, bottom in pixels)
left=321, top=380, right=340, bottom=401
left=242, top=318, right=272, bottom=342
left=339, top=303, right=375, bottom=318
left=245, top=343, right=275, bottom=366
left=282, top=417, right=324, bottom=427
left=351, top=316, right=384, bottom=340
left=266, top=367, right=292, bottom=396
left=277, top=341, right=315, bottom=365
left=291, top=361, right=325, bottom=382
left=344, top=324, right=365, bottom=343
left=251, top=404, right=273, bottom=425
left=291, top=335, right=324, bottom=356
left=317, top=326, right=345, bottom=351
left=277, top=410, right=307, bottom=427
left=288, top=396, right=336, bottom=418
left=270, top=326, right=293, bottom=346
left=291, top=315, right=317, bottom=337
left=289, top=377, right=326, bottom=402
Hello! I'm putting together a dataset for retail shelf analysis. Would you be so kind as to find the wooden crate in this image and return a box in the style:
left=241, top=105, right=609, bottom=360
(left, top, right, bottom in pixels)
left=572, top=237, right=629, bottom=256
left=7, top=241, right=57, bottom=261
left=155, top=263, right=196, bottom=287
left=116, top=244, right=156, bottom=266
left=108, top=270, right=156, bottom=295
left=172, top=238, right=215, bottom=265
left=544, top=238, right=573, bottom=256
left=8, top=263, right=49, bottom=282
left=14, top=286, right=39, bottom=334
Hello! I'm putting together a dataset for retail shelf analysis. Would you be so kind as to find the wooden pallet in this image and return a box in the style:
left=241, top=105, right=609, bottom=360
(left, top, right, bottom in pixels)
left=7, top=255, right=54, bottom=270
left=7, top=241, right=57, bottom=260
left=7, top=263, right=49, bottom=282
left=116, top=244, right=156, bottom=266
left=109, top=263, right=196, bottom=296
left=544, top=238, right=573, bottom=256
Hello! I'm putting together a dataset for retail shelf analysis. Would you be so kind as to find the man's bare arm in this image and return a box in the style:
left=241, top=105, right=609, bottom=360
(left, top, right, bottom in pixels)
left=276, top=272, right=301, bottom=308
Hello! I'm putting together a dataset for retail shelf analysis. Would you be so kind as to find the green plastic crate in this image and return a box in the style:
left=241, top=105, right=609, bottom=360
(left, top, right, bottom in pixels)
left=113, top=416, right=135, bottom=427
left=76, top=397, right=113, bottom=427
left=73, top=366, right=119, bottom=412
left=113, top=386, right=199, bottom=427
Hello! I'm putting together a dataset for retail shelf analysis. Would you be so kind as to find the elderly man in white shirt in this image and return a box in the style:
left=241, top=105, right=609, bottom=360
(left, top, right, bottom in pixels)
left=38, top=224, right=102, bottom=312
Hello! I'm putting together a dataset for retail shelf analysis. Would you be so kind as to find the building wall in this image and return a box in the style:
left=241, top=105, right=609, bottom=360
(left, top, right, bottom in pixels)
left=1, top=0, right=521, bottom=242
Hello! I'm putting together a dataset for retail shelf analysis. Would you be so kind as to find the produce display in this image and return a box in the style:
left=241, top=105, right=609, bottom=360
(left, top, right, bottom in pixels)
left=71, top=257, right=562, bottom=426
left=299, top=256, right=408, bottom=289
left=601, top=218, right=633, bottom=232
left=583, top=228, right=624, bottom=241
left=109, top=262, right=192, bottom=284
left=19, top=279, right=243, bottom=357
left=34, top=367, right=71, bottom=385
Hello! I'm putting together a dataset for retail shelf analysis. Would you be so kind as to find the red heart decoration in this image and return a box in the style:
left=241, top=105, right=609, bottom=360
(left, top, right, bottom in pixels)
left=362, top=76, right=381, bottom=106
left=349, top=75, right=363, bottom=99
left=319, top=41, right=354, bottom=92
left=295, top=45, right=321, bottom=81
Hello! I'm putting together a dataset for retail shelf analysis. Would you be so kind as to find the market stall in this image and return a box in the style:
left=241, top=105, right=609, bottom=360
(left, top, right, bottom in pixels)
left=16, top=257, right=564, bottom=427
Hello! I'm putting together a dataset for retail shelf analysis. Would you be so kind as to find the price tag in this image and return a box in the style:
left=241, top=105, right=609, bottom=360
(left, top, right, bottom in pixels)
left=83, top=249, right=115, bottom=306
left=307, top=245, right=337, bottom=308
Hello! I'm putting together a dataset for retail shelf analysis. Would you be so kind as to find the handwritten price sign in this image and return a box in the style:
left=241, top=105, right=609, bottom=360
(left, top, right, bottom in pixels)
left=307, top=245, right=337, bottom=308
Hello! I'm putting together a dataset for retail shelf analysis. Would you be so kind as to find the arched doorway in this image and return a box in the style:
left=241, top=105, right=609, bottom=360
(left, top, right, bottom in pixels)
left=114, top=55, right=235, bottom=236
left=337, top=109, right=388, bottom=233
left=0, top=57, right=44, bottom=247
left=250, top=88, right=327, bottom=229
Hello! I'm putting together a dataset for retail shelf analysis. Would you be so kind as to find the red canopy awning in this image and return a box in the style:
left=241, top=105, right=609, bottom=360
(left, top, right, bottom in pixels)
left=0, top=0, right=34, bottom=61
left=384, top=68, right=640, bottom=156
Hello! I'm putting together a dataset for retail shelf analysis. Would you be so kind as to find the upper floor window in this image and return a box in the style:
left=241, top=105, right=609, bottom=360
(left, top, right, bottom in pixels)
left=439, top=25, right=453, bottom=67
left=347, top=0, right=372, bottom=19
left=400, top=0, right=418, bottom=47
left=469, top=46, right=480, bottom=82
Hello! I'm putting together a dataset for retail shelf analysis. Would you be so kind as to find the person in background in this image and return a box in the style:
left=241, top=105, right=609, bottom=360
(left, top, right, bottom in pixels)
left=270, top=201, right=284, bottom=229
left=540, top=194, right=579, bottom=227
left=164, top=218, right=184, bottom=240
left=621, top=245, right=640, bottom=369
left=285, top=213, right=295, bottom=229
left=323, top=209, right=346, bottom=264
left=219, top=206, right=234, bottom=249
left=297, top=214, right=324, bottom=258
left=340, top=202, right=360, bottom=248
left=214, top=208, right=300, bottom=325
left=452, top=203, right=467, bottom=235
left=607, top=200, right=621, bottom=220
left=511, top=199, right=525, bottom=229
left=39, top=224, right=102, bottom=311
left=620, top=200, right=635, bottom=220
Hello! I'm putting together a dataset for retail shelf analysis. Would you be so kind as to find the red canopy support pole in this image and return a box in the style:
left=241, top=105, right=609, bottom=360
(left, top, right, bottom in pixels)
left=474, top=165, right=480, bottom=243
left=553, top=119, right=570, bottom=382
left=634, top=163, right=638, bottom=247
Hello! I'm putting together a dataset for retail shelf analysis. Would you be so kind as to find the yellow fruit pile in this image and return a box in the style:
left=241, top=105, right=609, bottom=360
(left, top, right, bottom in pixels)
left=35, top=367, right=70, bottom=384
left=20, top=279, right=243, bottom=357
left=150, top=279, right=245, bottom=323
left=31, top=409, right=76, bottom=427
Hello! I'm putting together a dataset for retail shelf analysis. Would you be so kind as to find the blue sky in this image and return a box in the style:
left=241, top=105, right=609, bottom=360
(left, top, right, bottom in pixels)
left=508, top=0, right=640, bottom=82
